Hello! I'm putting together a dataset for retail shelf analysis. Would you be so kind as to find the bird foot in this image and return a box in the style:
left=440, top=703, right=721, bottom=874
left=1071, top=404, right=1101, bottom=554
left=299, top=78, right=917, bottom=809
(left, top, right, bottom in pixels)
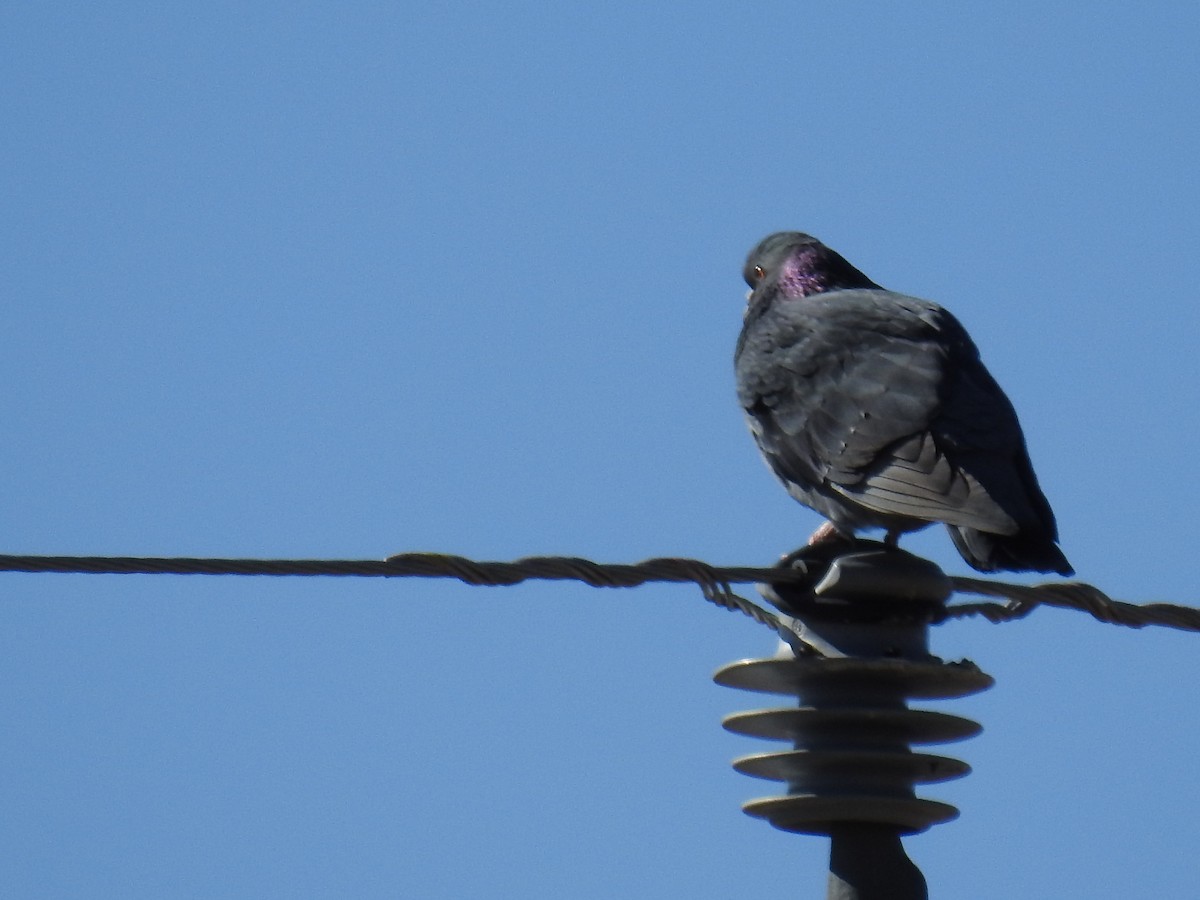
left=807, top=521, right=851, bottom=546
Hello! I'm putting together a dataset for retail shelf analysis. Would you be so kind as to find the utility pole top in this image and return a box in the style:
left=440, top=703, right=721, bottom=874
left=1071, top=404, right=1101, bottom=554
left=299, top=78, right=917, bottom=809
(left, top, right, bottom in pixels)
left=716, top=545, right=992, bottom=900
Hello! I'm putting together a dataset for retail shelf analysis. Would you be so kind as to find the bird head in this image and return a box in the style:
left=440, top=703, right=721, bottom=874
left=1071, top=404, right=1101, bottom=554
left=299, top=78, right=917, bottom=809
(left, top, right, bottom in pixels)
left=743, top=232, right=878, bottom=305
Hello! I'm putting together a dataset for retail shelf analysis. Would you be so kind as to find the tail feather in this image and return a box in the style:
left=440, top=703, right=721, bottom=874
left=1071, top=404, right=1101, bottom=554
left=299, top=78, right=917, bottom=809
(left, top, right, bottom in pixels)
left=948, top=525, right=1073, bottom=576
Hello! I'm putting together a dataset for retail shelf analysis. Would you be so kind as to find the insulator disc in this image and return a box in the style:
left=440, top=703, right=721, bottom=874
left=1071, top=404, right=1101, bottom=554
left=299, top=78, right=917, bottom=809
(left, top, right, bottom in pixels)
left=714, top=657, right=993, bottom=700
left=722, top=706, right=982, bottom=745
left=742, top=794, right=960, bottom=836
left=732, top=748, right=970, bottom=786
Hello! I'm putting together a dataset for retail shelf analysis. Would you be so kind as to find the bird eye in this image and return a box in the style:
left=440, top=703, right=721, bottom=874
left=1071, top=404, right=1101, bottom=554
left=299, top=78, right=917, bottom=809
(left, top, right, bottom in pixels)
left=753, top=265, right=766, bottom=281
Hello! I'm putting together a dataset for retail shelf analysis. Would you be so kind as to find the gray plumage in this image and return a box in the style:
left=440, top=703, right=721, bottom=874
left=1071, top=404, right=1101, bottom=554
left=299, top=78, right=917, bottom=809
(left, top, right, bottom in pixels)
left=735, top=232, right=1072, bottom=575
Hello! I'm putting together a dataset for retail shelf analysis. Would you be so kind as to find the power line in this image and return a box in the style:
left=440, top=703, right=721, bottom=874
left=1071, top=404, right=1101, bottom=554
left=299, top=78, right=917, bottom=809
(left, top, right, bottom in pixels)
left=1, top=550, right=1197, bottom=636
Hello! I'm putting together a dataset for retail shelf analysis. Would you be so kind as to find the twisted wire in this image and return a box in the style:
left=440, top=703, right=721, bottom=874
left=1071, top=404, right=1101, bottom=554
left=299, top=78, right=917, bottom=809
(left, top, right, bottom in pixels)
left=0, top=552, right=792, bottom=635
left=0, top=552, right=1197, bottom=635
left=944, top=577, right=1200, bottom=631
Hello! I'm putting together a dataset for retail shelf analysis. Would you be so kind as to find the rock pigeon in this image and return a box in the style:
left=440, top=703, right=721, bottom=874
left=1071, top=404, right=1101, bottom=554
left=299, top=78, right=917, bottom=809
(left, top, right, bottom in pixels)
left=735, top=231, right=1072, bottom=575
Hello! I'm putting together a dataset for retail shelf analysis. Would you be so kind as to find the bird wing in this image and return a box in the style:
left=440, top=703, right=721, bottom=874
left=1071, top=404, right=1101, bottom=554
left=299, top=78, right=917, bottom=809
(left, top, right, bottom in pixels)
left=737, top=290, right=1022, bottom=535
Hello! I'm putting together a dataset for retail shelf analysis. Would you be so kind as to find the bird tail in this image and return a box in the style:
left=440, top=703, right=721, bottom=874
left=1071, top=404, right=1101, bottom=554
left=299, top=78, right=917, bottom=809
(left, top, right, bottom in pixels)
left=947, top=525, right=1074, bottom=576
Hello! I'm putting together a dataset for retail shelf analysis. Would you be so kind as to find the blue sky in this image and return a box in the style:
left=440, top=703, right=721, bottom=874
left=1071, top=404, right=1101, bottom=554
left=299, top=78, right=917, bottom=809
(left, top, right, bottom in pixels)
left=2, top=3, right=1198, bottom=897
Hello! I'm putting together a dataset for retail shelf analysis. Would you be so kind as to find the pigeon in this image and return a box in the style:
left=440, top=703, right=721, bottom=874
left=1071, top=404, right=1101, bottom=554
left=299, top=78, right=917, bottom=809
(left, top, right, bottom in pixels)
left=734, top=231, right=1072, bottom=575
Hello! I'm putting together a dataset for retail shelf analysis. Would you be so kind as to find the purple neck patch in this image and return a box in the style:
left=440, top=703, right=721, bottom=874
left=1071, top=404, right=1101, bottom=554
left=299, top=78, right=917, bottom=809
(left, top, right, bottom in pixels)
left=777, top=246, right=830, bottom=298
left=776, top=244, right=879, bottom=298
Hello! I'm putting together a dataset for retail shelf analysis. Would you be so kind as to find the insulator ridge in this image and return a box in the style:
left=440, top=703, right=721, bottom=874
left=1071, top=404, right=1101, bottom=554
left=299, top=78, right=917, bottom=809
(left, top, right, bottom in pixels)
left=716, top=548, right=993, bottom=842
left=715, top=654, right=991, bottom=836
